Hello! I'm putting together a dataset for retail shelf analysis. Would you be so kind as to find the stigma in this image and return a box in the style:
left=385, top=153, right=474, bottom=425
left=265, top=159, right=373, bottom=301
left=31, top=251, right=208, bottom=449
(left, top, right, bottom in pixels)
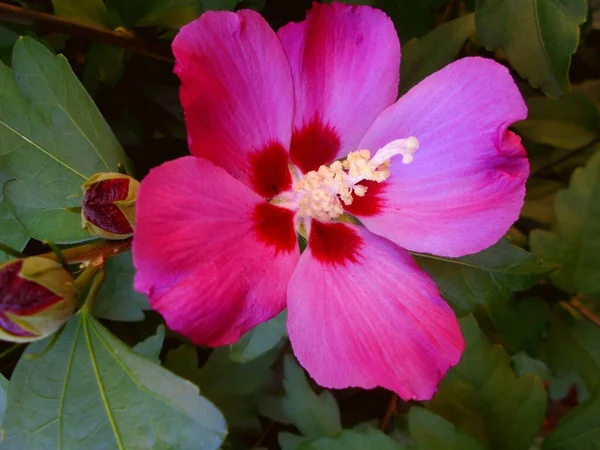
left=293, top=137, right=419, bottom=221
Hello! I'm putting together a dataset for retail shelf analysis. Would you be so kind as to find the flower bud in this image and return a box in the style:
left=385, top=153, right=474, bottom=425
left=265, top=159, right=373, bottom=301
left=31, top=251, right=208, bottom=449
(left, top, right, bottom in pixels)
left=81, top=172, right=139, bottom=240
left=0, top=257, right=76, bottom=342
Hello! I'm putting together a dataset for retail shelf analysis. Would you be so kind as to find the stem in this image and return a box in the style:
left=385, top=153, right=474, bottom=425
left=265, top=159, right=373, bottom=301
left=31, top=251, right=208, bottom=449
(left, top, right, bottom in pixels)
left=73, top=265, right=101, bottom=292
left=0, top=242, right=26, bottom=259
left=0, top=3, right=173, bottom=63
left=0, top=343, right=23, bottom=361
left=379, top=393, right=398, bottom=431
left=41, top=239, right=132, bottom=265
left=531, top=139, right=600, bottom=177
left=43, top=240, right=69, bottom=271
left=569, top=296, right=600, bottom=329
left=81, top=268, right=105, bottom=313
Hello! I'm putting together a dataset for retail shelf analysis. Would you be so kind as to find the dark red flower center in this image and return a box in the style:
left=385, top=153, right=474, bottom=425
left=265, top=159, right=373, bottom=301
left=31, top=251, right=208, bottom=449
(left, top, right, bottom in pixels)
left=253, top=203, right=297, bottom=253
left=83, top=178, right=133, bottom=234
left=249, top=142, right=293, bottom=198
left=290, top=117, right=341, bottom=173
left=309, top=220, right=363, bottom=265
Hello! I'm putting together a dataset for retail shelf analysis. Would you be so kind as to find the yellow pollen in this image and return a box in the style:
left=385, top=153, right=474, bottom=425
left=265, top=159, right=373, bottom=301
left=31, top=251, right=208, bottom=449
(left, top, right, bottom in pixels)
left=293, top=137, right=419, bottom=221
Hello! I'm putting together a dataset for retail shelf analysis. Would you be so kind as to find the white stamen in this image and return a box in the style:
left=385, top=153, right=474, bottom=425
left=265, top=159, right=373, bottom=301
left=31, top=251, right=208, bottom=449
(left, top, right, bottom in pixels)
left=368, top=136, right=419, bottom=169
left=292, top=136, right=419, bottom=221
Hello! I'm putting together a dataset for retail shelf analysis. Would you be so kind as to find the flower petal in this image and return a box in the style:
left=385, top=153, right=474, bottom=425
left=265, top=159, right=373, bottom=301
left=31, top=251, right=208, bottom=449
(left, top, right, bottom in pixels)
left=353, top=57, right=529, bottom=257
left=133, top=156, right=299, bottom=346
left=278, top=2, right=400, bottom=172
left=287, top=221, right=464, bottom=400
left=173, top=10, right=294, bottom=198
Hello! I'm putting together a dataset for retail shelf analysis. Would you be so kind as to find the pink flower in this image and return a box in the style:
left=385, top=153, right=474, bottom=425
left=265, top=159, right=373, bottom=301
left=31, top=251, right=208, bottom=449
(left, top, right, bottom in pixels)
left=133, top=2, right=528, bottom=400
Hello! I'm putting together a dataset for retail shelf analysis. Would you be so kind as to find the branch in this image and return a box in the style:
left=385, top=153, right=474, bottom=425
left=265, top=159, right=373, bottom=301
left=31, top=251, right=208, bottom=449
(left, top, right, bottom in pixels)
left=40, top=239, right=132, bottom=265
left=379, top=393, right=398, bottom=431
left=569, top=295, right=600, bottom=329
left=531, top=139, right=600, bottom=178
left=0, top=3, right=173, bottom=63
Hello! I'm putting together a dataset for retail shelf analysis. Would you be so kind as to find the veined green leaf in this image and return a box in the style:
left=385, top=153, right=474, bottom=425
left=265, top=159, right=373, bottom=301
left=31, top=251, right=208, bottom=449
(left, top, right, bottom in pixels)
left=415, top=238, right=551, bottom=315
left=166, top=345, right=281, bottom=431
left=92, top=251, right=150, bottom=322
left=543, top=387, right=600, bottom=450
left=0, top=173, right=28, bottom=262
left=297, top=428, right=406, bottom=450
left=0, top=37, right=131, bottom=243
left=514, top=93, right=599, bottom=150
left=281, top=355, right=342, bottom=439
left=399, top=14, right=475, bottom=95
left=51, top=0, right=110, bottom=28
left=132, top=325, right=165, bottom=363
left=0, top=312, right=226, bottom=449
left=427, top=316, right=546, bottom=450
left=475, top=0, right=587, bottom=97
left=229, top=311, right=287, bottom=364
left=409, top=407, right=484, bottom=450
left=531, top=151, right=600, bottom=294
left=547, top=307, right=600, bottom=392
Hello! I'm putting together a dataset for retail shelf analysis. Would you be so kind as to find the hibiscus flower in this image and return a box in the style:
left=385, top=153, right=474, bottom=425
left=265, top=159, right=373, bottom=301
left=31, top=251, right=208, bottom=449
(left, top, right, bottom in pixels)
left=133, top=2, right=528, bottom=400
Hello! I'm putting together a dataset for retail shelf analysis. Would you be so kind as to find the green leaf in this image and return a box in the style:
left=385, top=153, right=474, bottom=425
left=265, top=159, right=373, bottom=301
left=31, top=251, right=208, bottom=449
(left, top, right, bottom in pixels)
left=0, top=373, right=7, bottom=426
left=547, top=307, right=600, bottom=391
left=522, top=178, right=564, bottom=227
left=543, top=386, right=600, bottom=450
left=512, top=352, right=551, bottom=379
left=132, top=325, right=165, bottom=363
left=408, top=407, right=484, bottom=450
left=51, top=0, right=110, bottom=28
left=166, top=345, right=281, bottom=430
left=280, top=355, right=342, bottom=439
left=0, top=174, right=28, bottom=262
left=109, top=0, right=237, bottom=29
left=414, top=238, right=551, bottom=315
left=514, top=93, right=599, bottom=150
left=0, top=312, right=227, bottom=450
left=0, top=37, right=131, bottom=243
left=399, top=14, right=475, bottom=95
left=92, top=251, right=150, bottom=322
left=229, top=311, right=287, bottom=363
left=279, top=433, right=311, bottom=450
left=475, top=0, right=587, bottom=97
left=83, top=43, right=126, bottom=93
left=298, top=428, right=406, bottom=450
left=427, top=316, right=547, bottom=450
left=327, top=0, right=432, bottom=41
left=485, top=297, right=550, bottom=354
left=530, top=151, right=600, bottom=294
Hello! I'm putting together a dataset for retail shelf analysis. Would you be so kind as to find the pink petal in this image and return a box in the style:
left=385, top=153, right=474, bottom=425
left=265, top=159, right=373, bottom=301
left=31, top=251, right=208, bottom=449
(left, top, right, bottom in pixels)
left=133, top=156, right=299, bottom=346
left=287, top=221, right=464, bottom=400
left=351, top=57, right=529, bottom=257
left=173, top=10, right=294, bottom=198
left=278, top=2, right=400, bottom=173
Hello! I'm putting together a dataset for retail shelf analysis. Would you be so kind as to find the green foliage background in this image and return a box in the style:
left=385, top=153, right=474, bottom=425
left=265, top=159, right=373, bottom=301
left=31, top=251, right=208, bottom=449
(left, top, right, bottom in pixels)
left=0, top=0, right=599, bottom=449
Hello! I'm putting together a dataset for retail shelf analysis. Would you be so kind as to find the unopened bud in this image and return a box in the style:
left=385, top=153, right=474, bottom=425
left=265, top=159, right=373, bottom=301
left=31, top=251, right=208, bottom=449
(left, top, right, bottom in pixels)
left=81, top=172, right=139, bottom=240
left=0, top=257, right=76, bottom=342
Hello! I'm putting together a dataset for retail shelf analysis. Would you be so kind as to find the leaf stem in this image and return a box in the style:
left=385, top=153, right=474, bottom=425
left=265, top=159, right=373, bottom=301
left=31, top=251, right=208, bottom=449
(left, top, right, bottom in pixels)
left=74, top=264, right=102, bottom=293
left=41, top=239, right=132, bottom=265
left=0, top=242, right=25, bottom=259
left=43, top=240, right=70, bottom=271
left=379, top=393, right=398, bottom=431
left=81, top=268, right=105, bottom=313
left=531, top=139, right=600, bottom=177
left=0, top=3, right=173, bottom=63
left=569, top=295, right=600, bottom=329
left=0, top=343, right=23, bottom=361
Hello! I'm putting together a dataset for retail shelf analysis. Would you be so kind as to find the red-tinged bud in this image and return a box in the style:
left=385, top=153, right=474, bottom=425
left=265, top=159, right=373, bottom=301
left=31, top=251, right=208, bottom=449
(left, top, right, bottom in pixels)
left=0, top=257, right=76, bottom=342
left=81, top=172, right=139, bottom=240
